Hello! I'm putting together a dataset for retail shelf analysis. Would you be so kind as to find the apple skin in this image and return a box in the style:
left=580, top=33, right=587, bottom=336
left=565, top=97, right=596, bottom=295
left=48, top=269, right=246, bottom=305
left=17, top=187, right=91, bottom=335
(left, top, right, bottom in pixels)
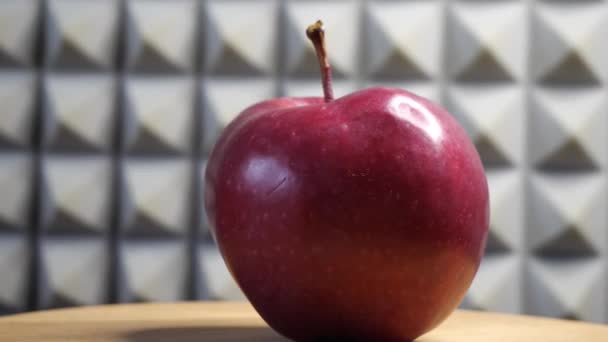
left=205, top=87, right=489, bottom=341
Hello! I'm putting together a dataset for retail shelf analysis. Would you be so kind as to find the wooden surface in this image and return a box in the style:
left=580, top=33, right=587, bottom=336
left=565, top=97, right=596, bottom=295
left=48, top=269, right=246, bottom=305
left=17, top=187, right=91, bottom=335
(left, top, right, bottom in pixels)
left=1, top=302, right=608, bottom=341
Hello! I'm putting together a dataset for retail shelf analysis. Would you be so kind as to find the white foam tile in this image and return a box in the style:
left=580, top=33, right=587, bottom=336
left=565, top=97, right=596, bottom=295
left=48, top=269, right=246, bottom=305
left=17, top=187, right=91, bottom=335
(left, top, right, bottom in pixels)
left=447, top=1, right=526, bottom=82
left=364, top=0, right=442, bottom=81
left=198, top=245, right=245, bottom=300
left=42, top=156, right=112, bottom=234
left=486, top=169, right=523, bottom=254
left=122, top=158, right=191, bottom=236
left=0, top=0, right=39, bottom=66
left=125, top=0, right=198, bottom=72
left=463, top=254, right=523, bottom=314
left=122, top=240, right=188, bottom=302
left=46, top=0, right=120, bottom=69
left=446, top=85, right=524, bottom=167
left=0, top=234, right=28, bottom=312
left=124, top=76, right=195, bottom=155
left=528, top=172, right=605, bottom=257
left=204, top=0, right=278, bottom=76
left=284, top=0, right=360, bottom=78
left=530, top=87, right=605, bottom=170
left=41, top=237, right=108, bottom=307
left=0, top=154, right=32, bottom=232
left=526, top=258, right=606, bottom=322
left=0, top=71, right=36, bottom=148
left=532, top=2, right=606, bottom=85
left=44, top=73, right=117, bottom=152
left=202, top=78, right=275, bottom=154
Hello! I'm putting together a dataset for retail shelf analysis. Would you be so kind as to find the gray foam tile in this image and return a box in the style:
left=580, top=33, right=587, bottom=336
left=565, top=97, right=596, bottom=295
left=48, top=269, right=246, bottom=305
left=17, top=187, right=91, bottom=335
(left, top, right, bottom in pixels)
left=123, top=76, right=196, bottom=155
left=526, top=258, right=606, bottom=323
left=41, top=156, right=113, bottom=234
left=43, top=73, right=117, bottom=153
left=446, top=0, right=526, bottom=83
left=363, top=0, right=442, bottom=81
left=40, top=237, right=108, bottom=308
left=0, top=71, right=36, bottom=149
left=0, top=0, right=39, bottom=67
left=120, top=239, right=188, bottom=302
left=0, top=153, right=33, bottom=232
left=0, top=234, right=29, bottom=312
left=125, top=0, right=198, bottom=73
left=46, top=0, right=120, bottom=70
left=204, top=0, right=279, bottom=76
left=121, top=157, right=191, bottom=237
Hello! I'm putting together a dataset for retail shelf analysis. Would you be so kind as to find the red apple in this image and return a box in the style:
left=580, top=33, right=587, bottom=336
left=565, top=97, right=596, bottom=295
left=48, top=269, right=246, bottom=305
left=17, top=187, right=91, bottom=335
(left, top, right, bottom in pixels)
left=205, top=21, right=489, bottom=341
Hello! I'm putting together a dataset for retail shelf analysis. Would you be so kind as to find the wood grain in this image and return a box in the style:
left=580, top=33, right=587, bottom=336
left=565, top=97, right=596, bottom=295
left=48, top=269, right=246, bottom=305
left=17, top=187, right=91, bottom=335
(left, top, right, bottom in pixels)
left=1, top=302, right=607, bottom=341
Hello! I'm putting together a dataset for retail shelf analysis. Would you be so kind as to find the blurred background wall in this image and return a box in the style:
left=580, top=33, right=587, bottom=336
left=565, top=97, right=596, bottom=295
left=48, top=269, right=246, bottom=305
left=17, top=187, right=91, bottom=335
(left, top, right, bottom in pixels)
left=0, top=0, right=607, bottom=323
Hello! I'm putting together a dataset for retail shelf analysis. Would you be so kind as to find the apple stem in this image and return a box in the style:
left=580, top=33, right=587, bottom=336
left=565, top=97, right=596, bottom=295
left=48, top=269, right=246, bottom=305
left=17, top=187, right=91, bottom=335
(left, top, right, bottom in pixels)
left=306, top=20, right=334, bottom=103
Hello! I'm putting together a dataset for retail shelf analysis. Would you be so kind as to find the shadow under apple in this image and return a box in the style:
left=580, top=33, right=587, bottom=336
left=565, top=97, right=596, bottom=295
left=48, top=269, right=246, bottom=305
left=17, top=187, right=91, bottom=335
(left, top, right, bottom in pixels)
left=123, top=326, right=287, bottom=342
left=123, top=326, right=449, bottom=342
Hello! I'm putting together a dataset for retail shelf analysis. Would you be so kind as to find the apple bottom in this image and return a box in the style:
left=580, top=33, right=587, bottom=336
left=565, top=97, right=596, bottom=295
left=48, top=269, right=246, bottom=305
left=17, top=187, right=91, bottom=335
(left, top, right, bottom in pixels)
left=220, top=237, right=478, bottom=341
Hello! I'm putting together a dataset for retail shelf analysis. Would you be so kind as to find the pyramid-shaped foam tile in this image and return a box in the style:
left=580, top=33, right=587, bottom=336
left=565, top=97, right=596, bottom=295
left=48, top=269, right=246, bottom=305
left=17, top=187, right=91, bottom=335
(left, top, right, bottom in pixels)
left=0, top=234, right=28, bottom=312
left=42, top=157, right=112, bottom=234
left=124, top=77, right=195, bottom=155
left=0, top=71, right=36, bottom=148
left=122, top=240, right=187, bottom=302
left=123, top=158, right=191, bottom=236
left=198, top=245, right=245, bottom=300
left=486, top=169, right=523, bottom=254
left=464, top=254, right=522, bottom=313
left=447, top=1, right=525, bottom=82
left=0, top=154, right=32, bottom=232
left=41, top=238, right=107, bottom=307
left=204, top=0, right=278, bottom=76
left=530, top=88, right=605, bottom=170
left=202, top=78, right=274, bottom=154
left=284, top=0, right=359, bottom=78
left=126, top=0, right=197, bottom=72
left=46, top=0, right=120, bottom=69
left=532, top=2, right=606, bottom=85
left=0, top=0, right=39, bottom=67
left=446, top=85, right=523, bottom=167
left=44, top=74, right=116, bottom=152
left=364, top=1, right=441, bottom=80
left=528, top=173, right=605, bottom=257
left=526, top=258, right=605, bottom=322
